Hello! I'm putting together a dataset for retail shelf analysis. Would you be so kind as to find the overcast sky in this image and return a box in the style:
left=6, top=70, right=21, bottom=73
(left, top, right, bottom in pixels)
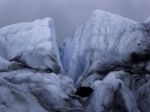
left=0, top=0, right=150, bottom=43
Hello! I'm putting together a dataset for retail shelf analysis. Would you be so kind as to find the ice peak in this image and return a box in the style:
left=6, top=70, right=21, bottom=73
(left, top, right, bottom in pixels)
left=90, top=9, right=136, bottom=24
left=62, top=10, right=150, bottom=82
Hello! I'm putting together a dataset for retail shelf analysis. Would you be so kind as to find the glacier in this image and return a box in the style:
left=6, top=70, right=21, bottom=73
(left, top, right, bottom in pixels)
left=62, top=10, right=150, bottom=112
left=63, top=10, right=150, bottom=83
left=0, top=18, right=63, bottom=74
left=0, top=10, right=150, bottom=112
left=0, top=18, right=76, bottom=112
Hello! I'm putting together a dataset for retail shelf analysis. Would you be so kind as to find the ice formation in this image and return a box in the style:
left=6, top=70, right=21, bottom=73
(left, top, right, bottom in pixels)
left=0, top=10, right=150, bottom=112
left=63, top=10, right=150, bottom=83
left=0, top=18, right=63, bottom=74
left=62, top=10, right=150, bottom=112
left=0, top=18, right=75, bottom=112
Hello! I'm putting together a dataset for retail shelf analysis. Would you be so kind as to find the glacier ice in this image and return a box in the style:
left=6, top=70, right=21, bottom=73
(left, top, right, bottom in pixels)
left=0, top=70, right=75, bottom=112
left=62, top=10, right=150, bottom=112
left=0, top=18, right=75, bottom=112
left=0, top=18, right=63, bottom=74
left=62, top=10, right=150, bottom=83
left=0, top=10, right=150, bottom=112
left=85, top=71, right=140, bottom=112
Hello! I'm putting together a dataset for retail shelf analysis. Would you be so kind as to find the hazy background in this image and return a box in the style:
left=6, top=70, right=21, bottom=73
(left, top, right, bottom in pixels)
left=0, top=0, right=150, bottom=44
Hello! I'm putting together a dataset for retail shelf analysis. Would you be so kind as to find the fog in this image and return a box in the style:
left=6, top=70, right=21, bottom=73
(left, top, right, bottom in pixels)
left=0, top=0, right=150, bottom=43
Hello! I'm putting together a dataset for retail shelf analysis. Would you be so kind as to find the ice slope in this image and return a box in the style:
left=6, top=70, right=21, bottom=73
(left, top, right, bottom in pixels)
left=62, top=10, right=150, bottom=83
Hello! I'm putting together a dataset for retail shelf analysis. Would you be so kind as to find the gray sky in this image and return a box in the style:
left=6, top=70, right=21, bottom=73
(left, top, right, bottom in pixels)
left=0, top=0, right=150, bottom=43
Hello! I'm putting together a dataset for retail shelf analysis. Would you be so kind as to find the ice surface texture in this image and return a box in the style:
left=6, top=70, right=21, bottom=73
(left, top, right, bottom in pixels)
left=62, top=10, right=150, bottom=112
left=0, top=18, right=63, bottom=74
left=0, top=10, right=150, bottom=112
left=0, top=18, right=75, bottom=112
left=0, top=70, right=74, bottom=112
left=62, top=10, right=150, bottom=83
